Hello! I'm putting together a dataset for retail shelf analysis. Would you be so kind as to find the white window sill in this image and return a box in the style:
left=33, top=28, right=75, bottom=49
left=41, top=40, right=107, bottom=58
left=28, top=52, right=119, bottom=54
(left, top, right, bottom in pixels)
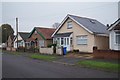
left=114, top=43, right=120, bottom=46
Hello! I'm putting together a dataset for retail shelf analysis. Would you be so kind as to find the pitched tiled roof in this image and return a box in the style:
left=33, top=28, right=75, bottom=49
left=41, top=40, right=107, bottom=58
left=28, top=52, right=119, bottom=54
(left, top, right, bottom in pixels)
left=35, top=27, right=56, bottom=39
left=19, top=32, right=30, bottom=40
left=69, top=14, right=109, bottom=34
left=52, top=14, right=109, bottom=37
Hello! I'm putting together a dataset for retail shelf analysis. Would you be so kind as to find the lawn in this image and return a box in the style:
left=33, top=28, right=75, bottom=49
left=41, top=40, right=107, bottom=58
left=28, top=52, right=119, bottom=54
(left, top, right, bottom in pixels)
left=3, top=50, right=58, bottom=61
left=77, top=60, right=119, bottom=72
left=2, top=50, right=21, bottom=55
left=30, top=54, right=57, bottom=61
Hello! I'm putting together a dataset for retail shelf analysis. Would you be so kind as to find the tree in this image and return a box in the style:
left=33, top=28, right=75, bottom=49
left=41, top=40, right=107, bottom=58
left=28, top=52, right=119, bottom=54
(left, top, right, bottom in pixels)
left=52, top=22, right=60, bottom=29
left=0, top=26, right=2, bottom=43
left=0, top=24, right=14, bottom=43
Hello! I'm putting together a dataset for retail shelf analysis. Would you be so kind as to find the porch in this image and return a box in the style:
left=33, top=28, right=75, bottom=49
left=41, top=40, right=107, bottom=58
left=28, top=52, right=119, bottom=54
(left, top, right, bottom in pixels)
left=53, top=32, right=73, bottom=51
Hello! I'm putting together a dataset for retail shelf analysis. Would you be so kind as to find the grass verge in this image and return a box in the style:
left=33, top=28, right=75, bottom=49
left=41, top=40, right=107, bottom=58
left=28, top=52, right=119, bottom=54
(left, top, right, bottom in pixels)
left=2, top=50, right=21, bottom=55
left=30, top=54, right=57, bottom=61
left=77, top=60, right=119, bottom=72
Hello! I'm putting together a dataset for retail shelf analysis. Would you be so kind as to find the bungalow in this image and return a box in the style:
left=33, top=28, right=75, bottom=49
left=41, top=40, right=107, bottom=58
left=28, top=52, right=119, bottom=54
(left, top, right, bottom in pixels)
left=108, top=18, right=120, bottom=50
left=26, top=27, right=55, bottom=48
left=52, top=14, right=109, bottom=53
left=5, top=35, right=15, bottom=51
left=7, top=35, right=14, bottom=48
left=14, top=32, right=30, bottom=48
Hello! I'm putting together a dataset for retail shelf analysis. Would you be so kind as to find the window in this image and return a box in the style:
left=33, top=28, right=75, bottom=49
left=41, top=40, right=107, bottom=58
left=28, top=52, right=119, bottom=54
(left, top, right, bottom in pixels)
left=67, top=21, right=73, bottom=29
left=57, top=38, right=60, bottom=45
left=70, top=37, right=72, bottom=45
left=18, top=42, right=20, bottom=47
left=67, top=38, right=69, bottom=45
left=53, top=38, right=57, bottom=44
left=35, top=31, right=37, bottom=35
left=89, top=20, right=95, bottom=24
left=64, top=38, right=66, bottom=45
left=39, top=40, right=44, bottom=47
left=76, top=35, right=87, bottom=45
left=21, top=42, right=23, bottom=46
left=115, top=31, right=120, bottom=45
left=61, top=38, right=64, bottom=45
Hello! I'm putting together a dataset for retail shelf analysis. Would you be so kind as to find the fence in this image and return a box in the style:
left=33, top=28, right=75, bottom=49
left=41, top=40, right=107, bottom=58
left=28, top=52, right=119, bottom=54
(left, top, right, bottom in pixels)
left=6, top=46, right=63, bottom=55
left=93, top=49, right=120, bottom=59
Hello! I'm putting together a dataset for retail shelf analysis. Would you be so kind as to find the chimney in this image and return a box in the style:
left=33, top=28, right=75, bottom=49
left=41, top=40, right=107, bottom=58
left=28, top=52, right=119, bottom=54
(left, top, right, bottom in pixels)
left=106, top=24, right=109, bottom=27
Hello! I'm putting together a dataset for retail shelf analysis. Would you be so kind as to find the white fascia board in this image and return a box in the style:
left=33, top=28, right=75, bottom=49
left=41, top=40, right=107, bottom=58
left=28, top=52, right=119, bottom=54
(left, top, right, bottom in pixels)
left=51, top=15, right=69, bottom=37
left=69, top=16, right=93, bottom=34
left=52, top=14, right=93, bottom=37
left=96, top=34, right=109, bottom=37
left=108, top=25, right=115, bottom=31
left=108, top=20, right=120, bottom=31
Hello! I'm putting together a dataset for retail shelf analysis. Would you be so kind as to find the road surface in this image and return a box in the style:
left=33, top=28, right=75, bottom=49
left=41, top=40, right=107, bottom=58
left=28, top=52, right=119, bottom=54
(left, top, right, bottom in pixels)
left=2, top=53, right=118, bottom=78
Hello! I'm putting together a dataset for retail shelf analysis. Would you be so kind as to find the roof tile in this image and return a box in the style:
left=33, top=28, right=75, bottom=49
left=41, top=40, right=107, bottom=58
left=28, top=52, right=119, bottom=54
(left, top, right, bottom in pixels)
left=69, top=14, right=109, bottom=34
left=35, top=27, right=56, bottom=39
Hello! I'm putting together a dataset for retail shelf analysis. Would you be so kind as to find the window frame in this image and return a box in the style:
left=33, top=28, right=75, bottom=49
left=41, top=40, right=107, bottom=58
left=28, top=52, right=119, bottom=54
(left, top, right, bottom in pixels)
left=70, top=37, right=73, bottom=45
left=39, top=40, right=45, bottom=47
left=67, top=21, right=73, bottom=29
left=35, top=31, right=37, bottom=35
left=115, top=31, right=120, bottom=45
left=76, top=35, right=88, bottom=45
left=61, top=38, right=64, bottom=45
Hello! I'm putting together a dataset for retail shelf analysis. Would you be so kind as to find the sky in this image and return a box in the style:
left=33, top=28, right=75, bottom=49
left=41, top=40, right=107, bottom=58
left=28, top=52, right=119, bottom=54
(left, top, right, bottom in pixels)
left=0, top=2, right=2, bottom=24
left=1, top=1, right=119, bottom=34
left=118, top=1, right=120, bottom=18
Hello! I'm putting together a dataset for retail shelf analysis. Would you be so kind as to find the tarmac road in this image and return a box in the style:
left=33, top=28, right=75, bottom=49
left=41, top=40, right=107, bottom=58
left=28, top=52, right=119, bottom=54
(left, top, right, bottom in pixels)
left=2, top=52, right=119, bottom=78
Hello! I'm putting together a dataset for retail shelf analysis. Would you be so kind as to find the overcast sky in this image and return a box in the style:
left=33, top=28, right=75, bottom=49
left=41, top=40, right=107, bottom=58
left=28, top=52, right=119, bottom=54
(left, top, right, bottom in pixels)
left=1, top=2, right=119, bottom=34
left=0, top=2, right=2, bottom=24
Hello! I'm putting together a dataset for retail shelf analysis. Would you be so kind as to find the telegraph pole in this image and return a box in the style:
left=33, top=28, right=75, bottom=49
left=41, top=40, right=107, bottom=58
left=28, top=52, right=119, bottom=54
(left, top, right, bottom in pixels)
left=16, top=17, right=18, bottom=50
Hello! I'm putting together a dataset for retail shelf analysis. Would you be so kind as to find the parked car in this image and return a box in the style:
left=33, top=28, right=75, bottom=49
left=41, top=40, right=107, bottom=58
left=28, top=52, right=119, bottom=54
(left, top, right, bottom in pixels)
left=0, top=43, right=6, bottom=49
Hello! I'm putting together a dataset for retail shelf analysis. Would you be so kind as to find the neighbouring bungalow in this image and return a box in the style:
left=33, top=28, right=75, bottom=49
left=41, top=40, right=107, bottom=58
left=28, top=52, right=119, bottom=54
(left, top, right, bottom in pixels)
left=26, top=27, right=55, bottom=49
left=52, top=14, right=109, bottom=53
left=14, top=32, right=30, bottom=48
left=7, top=35, right=14, bottom=48
left=108, top=18, right=120, bottom=50
left=6, top=35, right=15, bottom=51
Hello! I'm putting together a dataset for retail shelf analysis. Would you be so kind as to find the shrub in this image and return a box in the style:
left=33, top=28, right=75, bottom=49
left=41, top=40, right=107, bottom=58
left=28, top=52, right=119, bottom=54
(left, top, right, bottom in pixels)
left=47, top=44, right=57, bottom=48
left=73, top=49, right=79, bottom=53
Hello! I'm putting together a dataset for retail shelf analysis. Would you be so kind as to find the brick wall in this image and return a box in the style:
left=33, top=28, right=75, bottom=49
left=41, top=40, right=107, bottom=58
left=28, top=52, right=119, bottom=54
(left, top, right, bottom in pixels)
left=11, top=48, right=16, bottom=51
left=6, top=47, right=11, bottom=51
left=93, top=49, right=120, bottom=59
left=39, top=47, right=53, bottom=55
left=6, top=47, right=16, bottom=51
left=39, top=47, right=63, bottom=55
left=56, top=47, right=63, bottom=55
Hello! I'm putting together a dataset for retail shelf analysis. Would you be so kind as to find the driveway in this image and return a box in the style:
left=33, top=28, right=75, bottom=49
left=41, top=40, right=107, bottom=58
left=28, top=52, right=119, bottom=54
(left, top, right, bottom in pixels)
left=2, top=52, right=119, bottom=78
